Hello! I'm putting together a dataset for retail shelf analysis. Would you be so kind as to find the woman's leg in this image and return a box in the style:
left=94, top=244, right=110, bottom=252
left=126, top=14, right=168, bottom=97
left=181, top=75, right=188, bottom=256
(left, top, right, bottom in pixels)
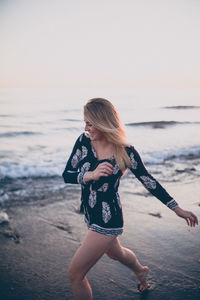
left=105, top=237, right=150, bottom=291
left=68, top=229, right=117, bottom=300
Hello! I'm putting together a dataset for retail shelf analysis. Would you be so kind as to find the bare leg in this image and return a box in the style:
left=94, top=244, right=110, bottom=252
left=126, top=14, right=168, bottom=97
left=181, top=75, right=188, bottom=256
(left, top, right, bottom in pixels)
left=105, top=238, right=150, bottom=291
left=68, top=229, right=117, bottom=300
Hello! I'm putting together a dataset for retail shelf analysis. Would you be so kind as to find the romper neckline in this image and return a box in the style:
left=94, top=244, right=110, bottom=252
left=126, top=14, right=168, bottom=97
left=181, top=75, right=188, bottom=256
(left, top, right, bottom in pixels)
left=88, top=138, right=114, bottom=162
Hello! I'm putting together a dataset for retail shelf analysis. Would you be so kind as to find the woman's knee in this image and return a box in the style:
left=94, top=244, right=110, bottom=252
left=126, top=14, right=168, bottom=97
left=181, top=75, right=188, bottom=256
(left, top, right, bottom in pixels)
left=67, top=265, right=75, bottom=283
left=68, top=265, right=83, bottom=284
left=106, top=250, right=118, bottom=260
left=106, top=246, right=124, bottom=261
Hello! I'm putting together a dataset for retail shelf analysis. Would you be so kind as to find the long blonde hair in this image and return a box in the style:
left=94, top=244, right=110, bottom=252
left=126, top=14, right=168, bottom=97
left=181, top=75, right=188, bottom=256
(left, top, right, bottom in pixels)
left=84, top=98, right=131, bottom=171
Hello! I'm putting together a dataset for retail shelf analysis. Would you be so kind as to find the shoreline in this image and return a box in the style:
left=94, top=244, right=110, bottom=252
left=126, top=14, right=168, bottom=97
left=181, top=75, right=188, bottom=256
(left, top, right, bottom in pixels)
left=0, top=180, right=200, bottom=300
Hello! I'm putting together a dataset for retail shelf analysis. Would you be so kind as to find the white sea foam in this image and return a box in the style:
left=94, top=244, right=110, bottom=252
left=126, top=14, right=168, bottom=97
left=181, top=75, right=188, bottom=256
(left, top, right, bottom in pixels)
left=0, top=145, right=199, bottom=179
left=0, top=87, right=200, bottom=181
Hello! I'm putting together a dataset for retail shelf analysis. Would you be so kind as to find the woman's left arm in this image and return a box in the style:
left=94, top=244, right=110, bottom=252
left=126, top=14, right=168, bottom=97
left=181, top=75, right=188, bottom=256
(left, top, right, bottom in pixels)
left=127, top=146, right=198, bottom=227
left=173, top=207, right=198, bottom=227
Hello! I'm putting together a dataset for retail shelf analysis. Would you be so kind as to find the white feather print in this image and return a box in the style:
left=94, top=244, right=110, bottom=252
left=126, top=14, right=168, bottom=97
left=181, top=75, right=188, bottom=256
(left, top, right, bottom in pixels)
left=81, top=162, right=91, bottom=172
left=98, top=183, right=109, bottom=192
left=71, top=149, right=82, bottom=168
left=130, top=153, right=138, bottom=169
left=81, top=146, right=88, bottom=159
left=102, top=202, right=112, bottom=223
left=140, top=176, right=156, bottom=189
left=77, top=162, right=91, bottom=184
left=88, top=189, right=97, bottom=208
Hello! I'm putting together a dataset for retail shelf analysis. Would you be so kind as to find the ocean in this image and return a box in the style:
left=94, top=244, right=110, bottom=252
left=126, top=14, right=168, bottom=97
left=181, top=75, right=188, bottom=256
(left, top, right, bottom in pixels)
left=0, top=87, right=200, bottom=206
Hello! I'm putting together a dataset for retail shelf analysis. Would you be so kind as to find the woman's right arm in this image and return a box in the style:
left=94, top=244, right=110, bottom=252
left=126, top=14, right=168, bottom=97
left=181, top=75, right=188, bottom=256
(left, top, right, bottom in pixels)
left=62, top=134, right=113, bottom=184
left=62, top=134, right=87, bottom=184
left=84, top=162, right=113, bottom=182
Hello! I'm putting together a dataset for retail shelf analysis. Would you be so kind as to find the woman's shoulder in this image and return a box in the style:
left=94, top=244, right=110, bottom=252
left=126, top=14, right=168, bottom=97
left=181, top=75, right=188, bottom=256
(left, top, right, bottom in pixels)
left=76, top=132, right=90, bottom=145
left=125, top=143, right=135, bottom=153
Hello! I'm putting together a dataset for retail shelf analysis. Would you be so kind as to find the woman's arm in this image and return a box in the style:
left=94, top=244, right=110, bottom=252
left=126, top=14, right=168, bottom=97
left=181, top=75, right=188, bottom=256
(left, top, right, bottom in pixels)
left=127, top=145, right=178, bottom=210
left=62, top=134, right=88, bottom=184
left=83, top=161, right=113, bottom=182
left=173, top=207, right=198, bottom=227
left=127, top=146, right=198, bottom=226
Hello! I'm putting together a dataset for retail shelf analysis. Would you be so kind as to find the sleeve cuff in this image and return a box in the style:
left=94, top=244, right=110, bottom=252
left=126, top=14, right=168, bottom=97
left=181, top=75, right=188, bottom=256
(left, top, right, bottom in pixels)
left=77, top=171, right=86, bottom=184
left=166, top=199, right=179, bottom=210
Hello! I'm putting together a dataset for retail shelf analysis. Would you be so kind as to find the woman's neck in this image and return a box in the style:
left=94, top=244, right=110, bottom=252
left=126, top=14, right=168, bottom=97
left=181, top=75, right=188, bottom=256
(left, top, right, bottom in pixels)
left=91, top=137, right=108, bottom=148
left=91, top=139, right=114, bottom=160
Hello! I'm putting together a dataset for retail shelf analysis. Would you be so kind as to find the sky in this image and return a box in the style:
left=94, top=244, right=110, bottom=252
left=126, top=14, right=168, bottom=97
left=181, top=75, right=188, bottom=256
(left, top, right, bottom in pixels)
left=0, top=0, right=200, bottom=88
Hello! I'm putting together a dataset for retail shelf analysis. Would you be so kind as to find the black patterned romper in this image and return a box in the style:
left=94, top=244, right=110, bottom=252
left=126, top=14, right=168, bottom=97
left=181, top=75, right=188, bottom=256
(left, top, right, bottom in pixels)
left=62, top=133, right=178, bottom=236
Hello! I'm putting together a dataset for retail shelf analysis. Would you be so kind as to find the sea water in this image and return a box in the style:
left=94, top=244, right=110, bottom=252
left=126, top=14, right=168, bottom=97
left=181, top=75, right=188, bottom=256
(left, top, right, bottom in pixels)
left=0, top=87, right=200, bottom=205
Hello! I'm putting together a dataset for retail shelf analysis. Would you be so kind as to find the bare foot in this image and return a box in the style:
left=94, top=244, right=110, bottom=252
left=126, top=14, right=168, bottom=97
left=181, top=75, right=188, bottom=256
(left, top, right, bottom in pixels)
left=135, top=266, right=150, bottom=292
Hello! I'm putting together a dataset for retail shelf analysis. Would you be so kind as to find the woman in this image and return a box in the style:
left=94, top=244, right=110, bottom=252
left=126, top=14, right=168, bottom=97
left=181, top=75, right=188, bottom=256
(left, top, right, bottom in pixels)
left=62, top=98, right=198, bottom=300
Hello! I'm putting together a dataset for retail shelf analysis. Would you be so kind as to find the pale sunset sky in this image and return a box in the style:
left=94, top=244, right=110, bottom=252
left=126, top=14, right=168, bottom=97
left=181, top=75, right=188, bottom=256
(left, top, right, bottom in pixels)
left=0, top=0, right=200, bottom=88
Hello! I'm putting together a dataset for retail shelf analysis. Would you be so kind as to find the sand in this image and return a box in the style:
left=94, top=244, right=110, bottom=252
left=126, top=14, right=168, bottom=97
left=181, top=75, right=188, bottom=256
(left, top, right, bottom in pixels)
left=0, top=180, right=200, bottom=300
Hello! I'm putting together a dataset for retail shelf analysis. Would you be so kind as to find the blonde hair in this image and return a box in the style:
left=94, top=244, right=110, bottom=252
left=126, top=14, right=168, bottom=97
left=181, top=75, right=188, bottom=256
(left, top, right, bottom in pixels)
left=84, top=98, right=131, bottom=171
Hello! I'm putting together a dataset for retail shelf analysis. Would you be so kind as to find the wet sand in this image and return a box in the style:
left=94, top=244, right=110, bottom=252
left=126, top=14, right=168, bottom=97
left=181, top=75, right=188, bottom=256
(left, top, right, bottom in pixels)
left=0, top=180, right=200, bottom=300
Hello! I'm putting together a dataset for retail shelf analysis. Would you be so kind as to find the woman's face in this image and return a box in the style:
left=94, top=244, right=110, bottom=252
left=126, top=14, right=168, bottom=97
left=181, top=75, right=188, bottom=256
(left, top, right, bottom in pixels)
left=84, top=117, right=103, bottom=141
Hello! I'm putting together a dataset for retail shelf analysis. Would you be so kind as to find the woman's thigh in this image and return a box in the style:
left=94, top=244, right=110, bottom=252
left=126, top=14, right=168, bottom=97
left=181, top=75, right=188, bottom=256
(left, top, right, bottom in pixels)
left=68, top=229, right=117, bottom=280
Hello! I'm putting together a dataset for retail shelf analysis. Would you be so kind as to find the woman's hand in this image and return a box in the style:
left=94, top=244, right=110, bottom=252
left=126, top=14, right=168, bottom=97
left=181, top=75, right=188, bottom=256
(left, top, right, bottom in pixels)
left=174, top=207, right=198, bottom=227
left=92, top=162, right=114, bottom=181
left=84, top=162, right=113, bottom=182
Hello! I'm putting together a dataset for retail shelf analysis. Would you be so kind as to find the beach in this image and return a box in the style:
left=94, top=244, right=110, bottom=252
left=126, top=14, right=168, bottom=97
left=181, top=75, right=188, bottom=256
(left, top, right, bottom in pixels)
left=1, top=0, right=200, bottom=296
left=0, top=177, right=200, bottom=300
left=0, top=87, right=200, bottom=299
